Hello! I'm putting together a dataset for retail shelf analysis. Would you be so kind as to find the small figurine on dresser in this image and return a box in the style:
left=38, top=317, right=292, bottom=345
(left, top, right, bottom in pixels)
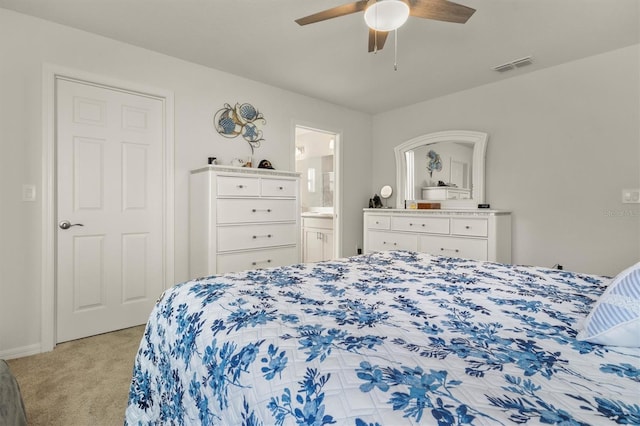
left=370, top=194, right=383, bottom=208
left=258, top=159, right=275, bottom=169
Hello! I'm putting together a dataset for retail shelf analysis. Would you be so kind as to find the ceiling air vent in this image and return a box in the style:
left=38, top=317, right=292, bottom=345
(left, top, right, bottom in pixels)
left=492, top=63, right=514, bottom=73
left=492, top=56, right=533, bottom=73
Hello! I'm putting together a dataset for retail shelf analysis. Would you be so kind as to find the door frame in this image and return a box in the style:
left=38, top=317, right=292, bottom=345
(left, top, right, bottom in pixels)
left=41, top=64, right=175, bottom=352
left=292, top=121, right=342, bottom=259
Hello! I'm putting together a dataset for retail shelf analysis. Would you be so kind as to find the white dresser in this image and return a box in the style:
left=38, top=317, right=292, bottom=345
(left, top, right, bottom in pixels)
left=364, top=209, right=511, bottom=263
left=190, top=166, right=301, bottom=277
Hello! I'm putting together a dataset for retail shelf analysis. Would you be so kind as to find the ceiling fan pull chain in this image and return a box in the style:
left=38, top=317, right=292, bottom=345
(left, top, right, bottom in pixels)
left=394, top=29, right=398, bottom=71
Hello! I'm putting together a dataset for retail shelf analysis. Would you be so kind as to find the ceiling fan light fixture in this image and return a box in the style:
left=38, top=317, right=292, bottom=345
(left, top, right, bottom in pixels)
left=364, top=0, right=410, bottom=32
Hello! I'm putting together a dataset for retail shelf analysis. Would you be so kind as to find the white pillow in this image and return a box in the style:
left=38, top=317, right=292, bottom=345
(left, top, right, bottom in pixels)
left=577, top=262, right=640, bottom=347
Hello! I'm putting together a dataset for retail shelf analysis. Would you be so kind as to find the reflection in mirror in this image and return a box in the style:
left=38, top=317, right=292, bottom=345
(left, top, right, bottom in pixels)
left=394, top=131, right=487, bottom=209
left=410, top=142, right=473, bottom=200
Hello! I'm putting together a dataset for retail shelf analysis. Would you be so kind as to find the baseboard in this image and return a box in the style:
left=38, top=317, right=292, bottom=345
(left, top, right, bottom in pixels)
left=0, top=343, right=43, bottom=360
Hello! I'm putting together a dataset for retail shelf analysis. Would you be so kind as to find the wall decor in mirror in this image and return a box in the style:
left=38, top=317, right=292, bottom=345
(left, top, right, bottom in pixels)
left=394, top=130, right=487, bottom=209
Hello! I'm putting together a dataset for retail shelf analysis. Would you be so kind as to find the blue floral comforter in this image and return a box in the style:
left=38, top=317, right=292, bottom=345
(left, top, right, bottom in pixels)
left=125, top=251, right=640, bottom=425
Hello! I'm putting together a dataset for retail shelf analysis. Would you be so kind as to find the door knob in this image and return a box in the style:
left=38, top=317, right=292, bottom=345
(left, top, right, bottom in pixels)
left=59, top=220, right=84, bottom=230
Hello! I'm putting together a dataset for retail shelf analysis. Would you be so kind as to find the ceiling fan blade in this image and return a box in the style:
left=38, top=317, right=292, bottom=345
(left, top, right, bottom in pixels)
left=410, top=0, right=476, bottom=24
left=368, top=29, right=389, bottom=52
left=295, top=0, right=369, bottom=26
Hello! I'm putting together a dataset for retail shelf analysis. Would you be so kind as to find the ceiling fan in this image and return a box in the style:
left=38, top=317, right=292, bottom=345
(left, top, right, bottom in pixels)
left=295, top=0, right=475, bottom=53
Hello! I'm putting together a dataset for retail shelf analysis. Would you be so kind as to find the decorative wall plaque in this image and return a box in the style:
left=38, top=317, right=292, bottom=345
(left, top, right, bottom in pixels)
left=214, top=102, right=266, bottom=153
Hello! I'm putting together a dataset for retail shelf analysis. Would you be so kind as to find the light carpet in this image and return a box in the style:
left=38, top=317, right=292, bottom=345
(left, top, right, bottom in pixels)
left=6, top=325, right=145, bottom=425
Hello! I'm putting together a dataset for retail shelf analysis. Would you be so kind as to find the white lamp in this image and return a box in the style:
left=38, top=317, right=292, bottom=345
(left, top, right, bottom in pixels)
left=364, top=0, right=410, bottom=32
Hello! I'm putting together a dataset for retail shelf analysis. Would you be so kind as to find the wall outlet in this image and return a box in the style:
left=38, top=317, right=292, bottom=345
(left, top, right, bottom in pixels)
left=622, top=188, right=640, bottom=203
left=22, top=184, right=36, bottom=202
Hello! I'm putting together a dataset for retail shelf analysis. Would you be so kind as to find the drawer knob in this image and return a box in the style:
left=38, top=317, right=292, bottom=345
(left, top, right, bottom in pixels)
left=252, top=259, right=272, bottom=266
left=251, top=208, right=272, bottom=213
left=465, top=226, right=471, bottom=229
left=278, top=186, right=284, bottom=190
left=237, top=184, right=244, bottom=189
left=252, top=234, right=273, bottom=239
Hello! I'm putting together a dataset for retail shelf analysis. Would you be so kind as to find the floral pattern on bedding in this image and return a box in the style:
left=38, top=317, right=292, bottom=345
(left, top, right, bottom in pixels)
left=125, top=251, right=640, bottom=425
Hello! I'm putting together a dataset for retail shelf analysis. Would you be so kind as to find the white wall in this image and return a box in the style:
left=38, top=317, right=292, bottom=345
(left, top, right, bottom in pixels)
left=372, top=45, right=640, bottom=276
left=0, top=9, right=372, bottom=357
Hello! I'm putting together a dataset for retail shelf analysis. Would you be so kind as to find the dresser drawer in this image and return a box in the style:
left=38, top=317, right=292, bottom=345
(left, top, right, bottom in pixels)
left=391, top=216, right=450, bottom=234
left=451, top=218, right=488, bottom=237
left=419, top=235, right=488, bottom=261
left=217, top=223, right=297, bottom=252
left=367, top=215, right=390, bottom=230
left=216, top=176, right=260, bottom=197
left=367, top=231, right=418, bottom=252
left=217, top=246, right=298, bottom=273
left=261, top=178, right=297, bottom=197
left=217, top=199, right=296, bottom=223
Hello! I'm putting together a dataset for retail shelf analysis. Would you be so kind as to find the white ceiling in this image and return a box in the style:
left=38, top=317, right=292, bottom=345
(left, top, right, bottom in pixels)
left=1, top=0, right=638, bottom=114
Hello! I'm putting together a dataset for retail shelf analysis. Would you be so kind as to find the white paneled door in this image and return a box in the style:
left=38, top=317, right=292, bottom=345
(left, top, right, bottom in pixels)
left=56, top=78, right=165, bottom=343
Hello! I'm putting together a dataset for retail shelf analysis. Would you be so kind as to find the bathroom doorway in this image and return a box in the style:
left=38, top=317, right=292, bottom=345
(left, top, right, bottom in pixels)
left=295, top=125, right=340, bottom=262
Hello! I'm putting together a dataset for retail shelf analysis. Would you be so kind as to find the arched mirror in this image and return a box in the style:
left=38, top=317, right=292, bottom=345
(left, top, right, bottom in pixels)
left=394, top=130, right=487, bottom=209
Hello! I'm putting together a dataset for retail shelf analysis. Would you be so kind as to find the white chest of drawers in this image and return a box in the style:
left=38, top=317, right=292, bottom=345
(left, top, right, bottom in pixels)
left=364, top=209, right=511, bottom=263
left=190, top=166, right=301, bottom=277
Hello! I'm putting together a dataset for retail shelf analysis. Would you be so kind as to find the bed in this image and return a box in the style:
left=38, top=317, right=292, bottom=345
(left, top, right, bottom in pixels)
left=125, top=251, right=640, bottom=425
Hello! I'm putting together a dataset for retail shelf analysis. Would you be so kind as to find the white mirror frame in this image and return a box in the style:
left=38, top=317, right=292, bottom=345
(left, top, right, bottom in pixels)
left=394, top=130, right=488, bottom=209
